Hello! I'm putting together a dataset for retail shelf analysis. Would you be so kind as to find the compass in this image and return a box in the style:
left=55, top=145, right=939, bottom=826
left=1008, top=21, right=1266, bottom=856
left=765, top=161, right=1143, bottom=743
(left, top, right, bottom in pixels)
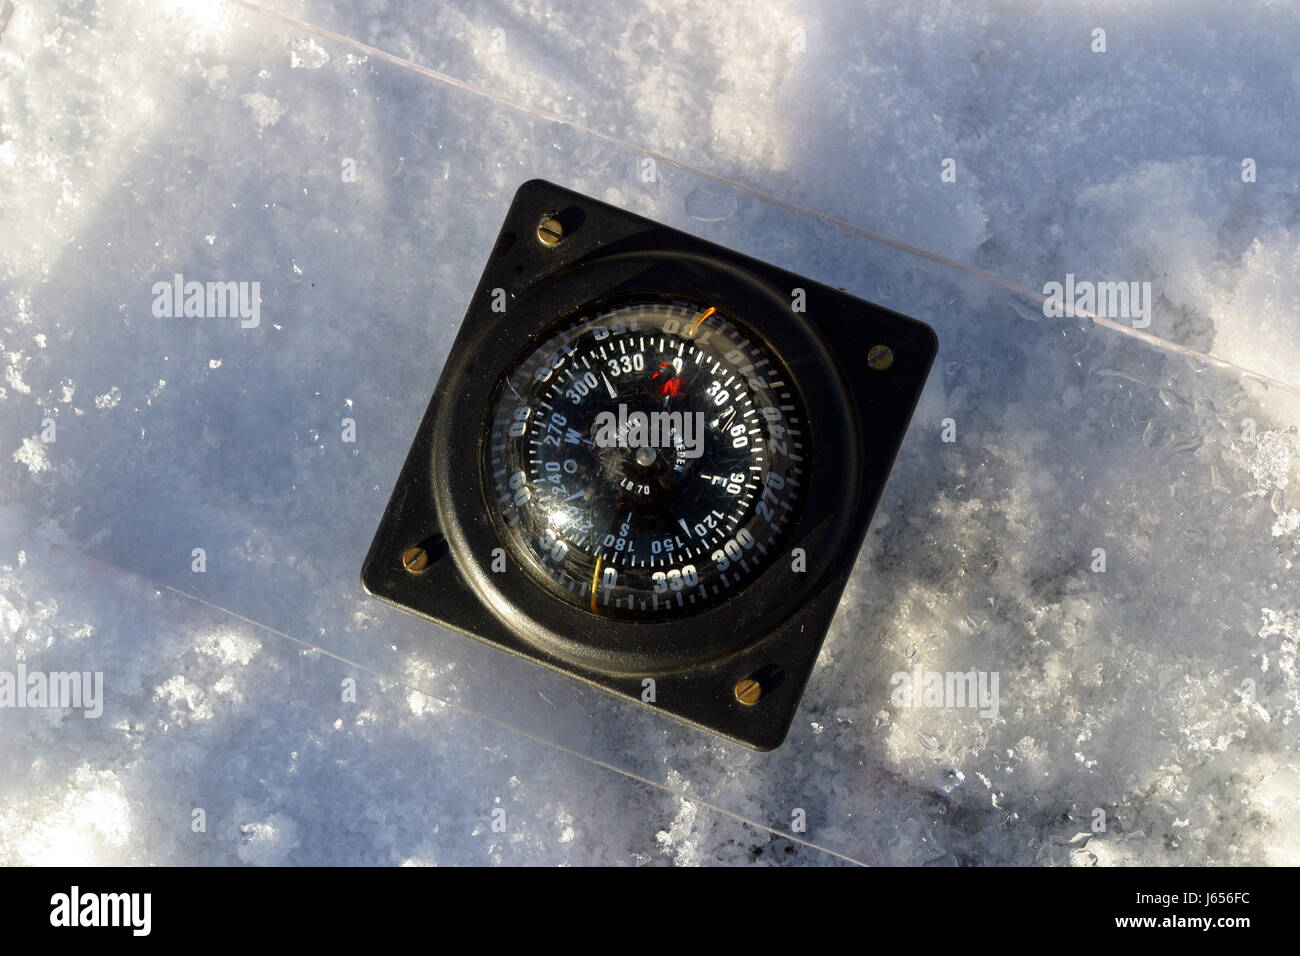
left=484, top=298, right=808, bottom=618
left=362, top=180, right=937, bottom=749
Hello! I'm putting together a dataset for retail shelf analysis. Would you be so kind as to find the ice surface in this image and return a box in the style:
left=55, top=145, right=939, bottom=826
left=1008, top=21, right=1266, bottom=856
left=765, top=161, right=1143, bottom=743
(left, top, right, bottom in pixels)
left=1, top=0, right=1298, bottom=865
left=0, top=536, right=835, bottom=864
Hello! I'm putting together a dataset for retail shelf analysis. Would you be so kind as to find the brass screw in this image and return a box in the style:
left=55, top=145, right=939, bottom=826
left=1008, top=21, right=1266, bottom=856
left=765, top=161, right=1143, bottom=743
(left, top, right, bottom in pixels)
left=734, top=678, right=762, bottom=706
left=401, top=546, right=429, bottom=574
left=867, top=344, right=894, bottom=371
left=536, top=217, right=564, bottom=246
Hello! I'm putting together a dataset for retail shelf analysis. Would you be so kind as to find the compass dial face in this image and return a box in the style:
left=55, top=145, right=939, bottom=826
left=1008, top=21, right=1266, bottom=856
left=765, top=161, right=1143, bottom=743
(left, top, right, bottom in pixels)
left=483, top=299, right=809, bottom=618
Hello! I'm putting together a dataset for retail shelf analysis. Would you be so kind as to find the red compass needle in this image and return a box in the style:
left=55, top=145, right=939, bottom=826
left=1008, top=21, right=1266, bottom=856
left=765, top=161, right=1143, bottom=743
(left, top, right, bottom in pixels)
left=651, top=362, right=684, bottom=397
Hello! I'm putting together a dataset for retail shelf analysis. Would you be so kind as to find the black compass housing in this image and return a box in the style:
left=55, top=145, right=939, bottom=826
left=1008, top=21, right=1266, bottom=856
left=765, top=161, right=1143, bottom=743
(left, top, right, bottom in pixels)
left=361, top=179, right=937, bottom=750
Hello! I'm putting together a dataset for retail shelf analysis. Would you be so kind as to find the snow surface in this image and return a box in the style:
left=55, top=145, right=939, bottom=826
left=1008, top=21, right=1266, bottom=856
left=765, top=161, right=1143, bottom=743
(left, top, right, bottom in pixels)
left=1, top=0, right=1298, bottom=864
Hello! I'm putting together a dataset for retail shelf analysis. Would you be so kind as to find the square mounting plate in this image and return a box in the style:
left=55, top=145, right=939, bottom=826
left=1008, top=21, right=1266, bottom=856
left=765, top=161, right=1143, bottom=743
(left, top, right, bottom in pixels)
left=362, top=179, right=937, bottom=750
